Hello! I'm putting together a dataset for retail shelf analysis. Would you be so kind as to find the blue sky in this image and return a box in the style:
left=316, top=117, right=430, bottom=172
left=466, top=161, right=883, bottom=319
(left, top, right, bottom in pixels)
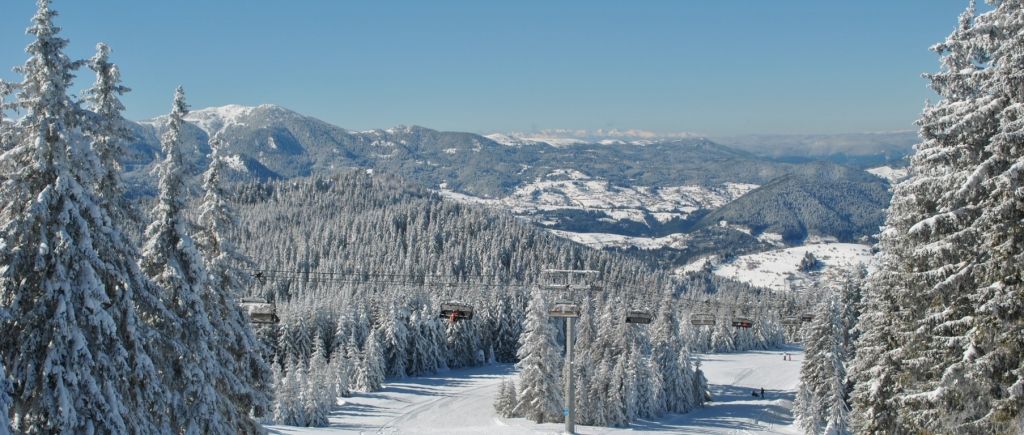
left=0, top=1, right=975, bottom=136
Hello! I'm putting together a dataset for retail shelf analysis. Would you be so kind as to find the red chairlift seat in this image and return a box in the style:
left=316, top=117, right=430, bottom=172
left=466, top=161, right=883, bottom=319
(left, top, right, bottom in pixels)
left=439, top=302, right=474, bottom=322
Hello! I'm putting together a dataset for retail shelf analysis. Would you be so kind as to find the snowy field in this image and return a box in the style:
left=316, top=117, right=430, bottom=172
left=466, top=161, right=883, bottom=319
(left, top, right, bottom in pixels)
left=701, top=243, right=874, bottom=292
left=265, top=345, right=804, bottom=434
left=438, top=170, right=757, bottom=226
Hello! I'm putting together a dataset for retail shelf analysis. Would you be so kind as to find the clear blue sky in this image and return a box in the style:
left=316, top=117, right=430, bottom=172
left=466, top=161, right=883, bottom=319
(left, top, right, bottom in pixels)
left=0, top=0, right=975, bottom=136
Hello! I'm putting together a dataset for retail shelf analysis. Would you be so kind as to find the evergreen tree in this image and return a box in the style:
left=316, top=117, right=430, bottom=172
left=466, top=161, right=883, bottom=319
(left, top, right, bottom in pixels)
left=196, top=134, right=274, bottom=428
left=140, top=87, right=223, bottom=434
left=650, top=295, right=691, bottom=414
left=329, top=351, right=351, bottom=399
left=796, top=294, right=849, bottom=434
left=0, top=310, right=9, bottom=435
left=354, top=331, right=385, bottom=392
left=852, top=2, right=1024, bottom=432
left=382, top=305, right=409, bottom=378
left=710, top=321, right=735, bottom=353
left=0, top=2, right=167, bottom=432
left=273, top=357, right=302, bottom=426
left=81, top=42, right=134, bottom=225
left=0, top=80, right=17, bottom=153
left=493, top=378, right=519, bottom=418
left=303, top=335, right=331, bottom=427
left=605, top=356, right=628, bottom=427
left=512, top=290, right=563, bottom=424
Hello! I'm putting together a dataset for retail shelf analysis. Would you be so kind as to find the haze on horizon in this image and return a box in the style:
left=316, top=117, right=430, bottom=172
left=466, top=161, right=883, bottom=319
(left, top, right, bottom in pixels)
left=0, top=0, right=975, bottom=136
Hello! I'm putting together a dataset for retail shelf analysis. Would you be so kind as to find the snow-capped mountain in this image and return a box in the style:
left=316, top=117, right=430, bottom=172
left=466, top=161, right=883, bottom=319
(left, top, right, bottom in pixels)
left=124, top=104, right=894, bottom=264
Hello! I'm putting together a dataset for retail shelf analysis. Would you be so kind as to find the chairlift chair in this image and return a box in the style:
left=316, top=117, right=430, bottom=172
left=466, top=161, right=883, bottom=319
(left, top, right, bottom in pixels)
left=800, top=313, right=814, bottom=323
left=731, top=312, right=754, bottom=328
left=549, top=302, right=581, bottom=318
left=781, top=316, right=801, bottom=327
left=439, top=302, right=474, bottom=322
left=239, top=297, right=279, bottom=324
left=690, top=312, right=717, bottom=326
left=690, top=300, right=717, bottom=326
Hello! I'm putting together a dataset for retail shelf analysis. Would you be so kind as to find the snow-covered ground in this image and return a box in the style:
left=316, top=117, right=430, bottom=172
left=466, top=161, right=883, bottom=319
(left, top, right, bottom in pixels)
left=439, top=171, right=755, bottom=225
left=547, top=230, right=691, bottom=251
left=438, top=170, right=758, bottom=249
left=682, top=243, right=874, bottom=293
left=265, top=346, right=804, bottom=434
left=865, top=166, right=909, bottom=185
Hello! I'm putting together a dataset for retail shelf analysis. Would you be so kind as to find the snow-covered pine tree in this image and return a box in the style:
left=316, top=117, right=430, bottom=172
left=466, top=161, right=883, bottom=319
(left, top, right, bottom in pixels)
left=140, top=87, right=224, bottom=434
left=329, top=350, right=352, bottom=399
left=273, top=356, right=303, bottom=426
left=503, top=379, right=519, bottom=418
left=354, top=330, right=385, bottom=392
left=493, top=378, right=514, bottom=418
left=795, top=294, right=848, bottom=434
left=691, top=360, right=710, bottom=407
left=650, top=295, right=689, bottom=414
left=382, top=304, right=409, bottom=378
left=947, top=1, right=1024, bottom=429
left=0, top=1, right=169, bottom=432
left=303, top=334, right=331, bottom=427
left=852, top=1, right=1024, bottom=432
left=196, top=134, right=275, bottom=428
left=0, top=308, right=9, bottom=435
left=81, top=42, right=135, bottom=226
left=571, top=296, right=597, bottom=424
left=512, top=290, right=563, bottom=424
left=710, top=321, right=735, bottom=353
left=0, top=80, right=18, bottom=154
left=605, top=355, right=628, bottom=427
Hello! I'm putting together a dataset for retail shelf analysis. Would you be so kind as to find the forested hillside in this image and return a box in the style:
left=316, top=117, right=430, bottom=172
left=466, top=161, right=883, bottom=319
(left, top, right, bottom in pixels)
left=228, top=171, right=795, bottom=426
left=697, top=163, right=890, bottom=243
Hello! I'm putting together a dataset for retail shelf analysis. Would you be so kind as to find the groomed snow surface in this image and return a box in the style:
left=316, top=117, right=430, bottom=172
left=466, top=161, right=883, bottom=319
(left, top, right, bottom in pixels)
left=266, top=345, right=803, bottom=434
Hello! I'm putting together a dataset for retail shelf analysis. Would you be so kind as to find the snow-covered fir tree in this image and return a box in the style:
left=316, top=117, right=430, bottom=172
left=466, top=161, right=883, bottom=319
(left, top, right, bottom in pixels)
left=852, top=1, right=1024, bottom=432
left=80, top=42, right=134, bottom=226
left=0, top=1, right=170, bottom=432
left=329, top=349, right=352, bottom=399
left=493, top=378, right=518, bottom=418
left=0, top=309, right=9, bottom=435
left=795, top=292, right=850, bottom=434
left=650, top=295, right=697, bottom=415
left=195, top=135, right=275, bottom=430
left=354, top=330, right=386, bottom=392
left=302, top=334, right=332, bottom=427
left=0, top=80, right=18, bottom=154
left=140, top=87, right=225, bottom=434
left=273, top=357, right=303, bottom=426
left=381, top=304, right=409, bottom=378
left=512, top=290, right=563, bottom=424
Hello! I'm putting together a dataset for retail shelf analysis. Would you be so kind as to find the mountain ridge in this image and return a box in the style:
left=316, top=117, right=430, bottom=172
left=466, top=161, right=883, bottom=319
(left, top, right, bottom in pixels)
left=122, top=104, right=892, bottom=263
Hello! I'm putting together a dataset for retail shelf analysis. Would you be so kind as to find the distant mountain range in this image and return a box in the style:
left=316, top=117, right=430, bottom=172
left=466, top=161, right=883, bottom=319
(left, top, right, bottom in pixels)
left=124, top=104, right=907, bottom=265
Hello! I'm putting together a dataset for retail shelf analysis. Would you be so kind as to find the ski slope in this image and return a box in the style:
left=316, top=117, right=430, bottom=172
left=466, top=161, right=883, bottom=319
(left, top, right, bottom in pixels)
left=266, top=345, right=803, bottom=434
